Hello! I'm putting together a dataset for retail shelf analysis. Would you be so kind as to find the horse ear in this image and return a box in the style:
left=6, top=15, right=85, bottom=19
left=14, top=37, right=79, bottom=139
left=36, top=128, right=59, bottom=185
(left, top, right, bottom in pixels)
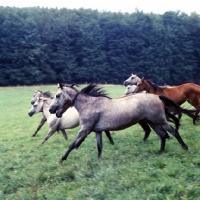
left=58, top=83, right=63, bottom=89
left=71, top=83, right=78, bottom=88
left=141, top=77, right=145, bottom=81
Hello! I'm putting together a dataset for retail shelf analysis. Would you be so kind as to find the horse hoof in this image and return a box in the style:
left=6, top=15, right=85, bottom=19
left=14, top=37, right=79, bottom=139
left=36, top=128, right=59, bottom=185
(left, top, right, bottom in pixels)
left=182, top=145, right=188, bottom=150
left=58, top=159, right=63, bottom=164
left=158, top=150, right=164, bottom=154
left=143, top=137, right=148, bottom=142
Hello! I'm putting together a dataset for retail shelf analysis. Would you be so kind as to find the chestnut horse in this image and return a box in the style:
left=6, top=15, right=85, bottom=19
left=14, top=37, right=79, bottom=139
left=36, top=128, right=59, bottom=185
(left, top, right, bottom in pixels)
left=134, top=77, right=200, bottom=123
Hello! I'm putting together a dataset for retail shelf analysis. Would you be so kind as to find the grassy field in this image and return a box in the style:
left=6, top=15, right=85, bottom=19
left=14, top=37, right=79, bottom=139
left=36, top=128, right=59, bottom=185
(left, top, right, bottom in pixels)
left=1, top=84, right=200, bottom=200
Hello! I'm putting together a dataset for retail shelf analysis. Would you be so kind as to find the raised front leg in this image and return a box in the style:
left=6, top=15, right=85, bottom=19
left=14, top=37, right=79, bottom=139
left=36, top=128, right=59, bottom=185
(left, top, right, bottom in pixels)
left=59, top=129, right=91, bottom=163
left=32, top=115, right=47, bottom=137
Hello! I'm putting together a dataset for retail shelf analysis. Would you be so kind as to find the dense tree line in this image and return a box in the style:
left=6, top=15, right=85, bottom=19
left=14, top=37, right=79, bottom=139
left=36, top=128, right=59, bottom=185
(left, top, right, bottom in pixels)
left=0, top=6, right=200, bottom=86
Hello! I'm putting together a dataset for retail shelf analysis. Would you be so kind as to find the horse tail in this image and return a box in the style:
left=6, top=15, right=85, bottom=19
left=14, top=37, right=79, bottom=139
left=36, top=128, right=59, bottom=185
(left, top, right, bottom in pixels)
left=159, top=95, right=200, bottom=125
left=165, top=107, right=180, bottom=130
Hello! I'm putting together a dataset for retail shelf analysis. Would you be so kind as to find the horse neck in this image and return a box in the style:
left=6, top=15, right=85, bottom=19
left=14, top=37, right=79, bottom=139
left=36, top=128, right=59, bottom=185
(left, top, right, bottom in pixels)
left=135, top=76, right=141, bottom=84
left=147, top=83, right=162, bottom=94
left=42, top=100, right=52, bottom=118
left=73, top=94, right=88, bottom=112
left=73, top=93, right=98, bottom=113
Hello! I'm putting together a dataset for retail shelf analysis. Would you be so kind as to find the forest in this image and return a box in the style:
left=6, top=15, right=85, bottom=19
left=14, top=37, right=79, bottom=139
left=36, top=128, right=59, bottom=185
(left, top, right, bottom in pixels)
left=0, top=6, right=200, bottom=86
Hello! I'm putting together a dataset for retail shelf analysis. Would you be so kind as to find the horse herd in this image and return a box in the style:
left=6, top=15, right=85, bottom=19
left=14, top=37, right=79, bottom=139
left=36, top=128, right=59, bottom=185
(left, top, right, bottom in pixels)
left=28, top=74, right=200, bottom=163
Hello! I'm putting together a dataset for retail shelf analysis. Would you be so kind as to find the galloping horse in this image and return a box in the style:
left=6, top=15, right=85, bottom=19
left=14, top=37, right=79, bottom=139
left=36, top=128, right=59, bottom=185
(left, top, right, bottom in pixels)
left=123, top=76, right=181, bottom=130
left=29, top=90, right=114, bottom=145
left=30, top=90, right=51, bottom=137
left=48, top=83, right=191, bottom=163
left=134, top=77, right=200, bottom=111
left=29, top=93, right=79, bottom=141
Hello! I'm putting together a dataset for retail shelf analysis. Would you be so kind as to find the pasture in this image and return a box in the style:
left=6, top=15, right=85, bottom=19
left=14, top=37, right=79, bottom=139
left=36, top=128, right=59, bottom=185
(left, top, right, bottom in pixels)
left=1, top=85, right=200, bottom=200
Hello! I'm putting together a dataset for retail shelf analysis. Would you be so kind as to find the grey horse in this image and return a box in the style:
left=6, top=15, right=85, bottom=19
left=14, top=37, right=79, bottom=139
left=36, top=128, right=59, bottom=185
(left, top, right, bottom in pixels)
left=48, top=83, right=191, bottom=163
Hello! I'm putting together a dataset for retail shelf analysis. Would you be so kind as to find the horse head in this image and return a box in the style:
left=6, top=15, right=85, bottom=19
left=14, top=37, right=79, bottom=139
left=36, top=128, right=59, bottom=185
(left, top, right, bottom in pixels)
left=31, top=90, right=42, bottom=105
left=124, top=85, right=137, bottom=95
left=28, top=97, right=44, bottom=117
left=123, top=74, right=141, bottom=86
left=49, top=84, right=75, bottom=118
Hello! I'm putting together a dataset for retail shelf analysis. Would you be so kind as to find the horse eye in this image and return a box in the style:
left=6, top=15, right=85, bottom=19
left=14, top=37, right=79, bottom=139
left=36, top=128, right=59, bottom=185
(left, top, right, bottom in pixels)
left=131, top=77, right=133, bottom=79
left=56, top=94, right=60, bottom=98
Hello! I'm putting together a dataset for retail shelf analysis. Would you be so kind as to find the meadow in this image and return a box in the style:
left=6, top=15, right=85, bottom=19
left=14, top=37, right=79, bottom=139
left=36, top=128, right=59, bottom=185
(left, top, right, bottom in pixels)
left=1, top=84, right=200, bottom=200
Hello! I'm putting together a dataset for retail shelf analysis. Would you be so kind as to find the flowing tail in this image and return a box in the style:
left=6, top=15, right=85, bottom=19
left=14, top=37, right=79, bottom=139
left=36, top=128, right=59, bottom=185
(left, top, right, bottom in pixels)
left=164, top=107, right=180, bottom=130
left=159, top=95, right=200, bottom=125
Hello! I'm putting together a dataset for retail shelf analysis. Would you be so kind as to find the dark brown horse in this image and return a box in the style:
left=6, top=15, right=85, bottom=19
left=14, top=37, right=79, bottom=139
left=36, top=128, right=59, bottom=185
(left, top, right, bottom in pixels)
left=134, top=77, right=200, bottom=123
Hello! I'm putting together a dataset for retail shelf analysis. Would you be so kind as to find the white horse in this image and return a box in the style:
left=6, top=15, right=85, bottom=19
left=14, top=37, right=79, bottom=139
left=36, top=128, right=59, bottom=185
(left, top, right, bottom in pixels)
left=124, top=85, right=146, bottom=95
left=28, top=92, right=115, bottom=144
left=28, top=96, right=79, bottom=141
left=124, top=74, right=141, bottom=86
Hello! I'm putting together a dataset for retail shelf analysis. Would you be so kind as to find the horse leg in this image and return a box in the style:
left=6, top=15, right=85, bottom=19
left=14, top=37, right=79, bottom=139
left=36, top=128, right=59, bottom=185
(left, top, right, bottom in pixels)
left=178, top=113, right=182, bottom=120
left=60, top=129, right=91, bottom=163
left=32, top=116, right=47, bottom=137
left=193, top=109, right=200, bottom=125
left=41, top=128, right=57, bottom=144
left=59, top=140, right=78, bottom=164
left=95, top=132, right=103, bottom=158
left=165, top=108, right=180, bottom=130
left=104, top=131, right=114, bottom=145
left=138, top=120, right=151, bottom=141
left=61, top=129, right=68, bottom=140
left=162, top=124, right=188, bottom=150
left=145, top=120, right=167, bottom=153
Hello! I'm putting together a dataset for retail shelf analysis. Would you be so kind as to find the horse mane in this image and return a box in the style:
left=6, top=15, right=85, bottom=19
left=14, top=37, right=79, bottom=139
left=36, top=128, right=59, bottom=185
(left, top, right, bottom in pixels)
left=80, top=84, right=110, bottom=98
left=42, top=91, right=53, bottom=98
left=146, top=80, right=159, bottom=92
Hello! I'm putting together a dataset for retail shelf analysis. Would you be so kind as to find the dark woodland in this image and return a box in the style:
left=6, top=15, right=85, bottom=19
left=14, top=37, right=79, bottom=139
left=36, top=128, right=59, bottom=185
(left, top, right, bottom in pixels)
left=0, top=6, right=200, bottom=86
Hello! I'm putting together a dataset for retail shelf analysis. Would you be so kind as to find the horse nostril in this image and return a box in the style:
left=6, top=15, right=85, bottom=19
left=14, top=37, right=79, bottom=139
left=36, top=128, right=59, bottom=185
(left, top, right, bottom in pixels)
left=28, top=112, right=32, bottom=117
left=49, top=107, right=54, bottom=114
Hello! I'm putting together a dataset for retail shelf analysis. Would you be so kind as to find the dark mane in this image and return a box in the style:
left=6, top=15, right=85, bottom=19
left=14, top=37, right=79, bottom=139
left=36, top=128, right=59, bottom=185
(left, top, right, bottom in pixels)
left=42, top=91, right=52, bottom=98
left=80, top=84, right=110, bottom=98
left=146, top=80, right=160, bottom=92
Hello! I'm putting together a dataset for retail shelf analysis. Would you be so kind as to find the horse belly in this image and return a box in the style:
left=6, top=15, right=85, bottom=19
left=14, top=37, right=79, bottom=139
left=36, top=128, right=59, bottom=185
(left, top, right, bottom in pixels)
left=59, top=108, right=80, bottom=129
left=94, top=112, right=140, bottom=131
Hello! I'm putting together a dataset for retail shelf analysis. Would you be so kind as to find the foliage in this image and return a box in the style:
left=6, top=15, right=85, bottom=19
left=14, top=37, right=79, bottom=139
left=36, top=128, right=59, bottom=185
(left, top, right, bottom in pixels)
left=0, top=7, right=200, bottom=86
left=1, top=85, right=200, bottom=199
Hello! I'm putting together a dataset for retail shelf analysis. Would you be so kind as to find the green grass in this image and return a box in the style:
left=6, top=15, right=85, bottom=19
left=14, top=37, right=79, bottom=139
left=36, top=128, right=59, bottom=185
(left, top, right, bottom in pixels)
left=1, top=85, right=200, bottom=200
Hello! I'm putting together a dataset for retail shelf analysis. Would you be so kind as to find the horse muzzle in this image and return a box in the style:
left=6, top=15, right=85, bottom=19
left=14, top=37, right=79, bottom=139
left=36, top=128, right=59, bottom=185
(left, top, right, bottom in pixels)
left=124, top=81, right=129, bottom=86
left=28, top=111, right=33, bottom=117
left=49, top=104, right=57, bottom=114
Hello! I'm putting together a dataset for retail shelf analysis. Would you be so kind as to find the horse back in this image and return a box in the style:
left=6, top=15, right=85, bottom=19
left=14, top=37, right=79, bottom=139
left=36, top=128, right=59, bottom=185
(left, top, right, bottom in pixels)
left=183, top=83, right=200, bottom=109
left=153, top=85, right=187, bottom=105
